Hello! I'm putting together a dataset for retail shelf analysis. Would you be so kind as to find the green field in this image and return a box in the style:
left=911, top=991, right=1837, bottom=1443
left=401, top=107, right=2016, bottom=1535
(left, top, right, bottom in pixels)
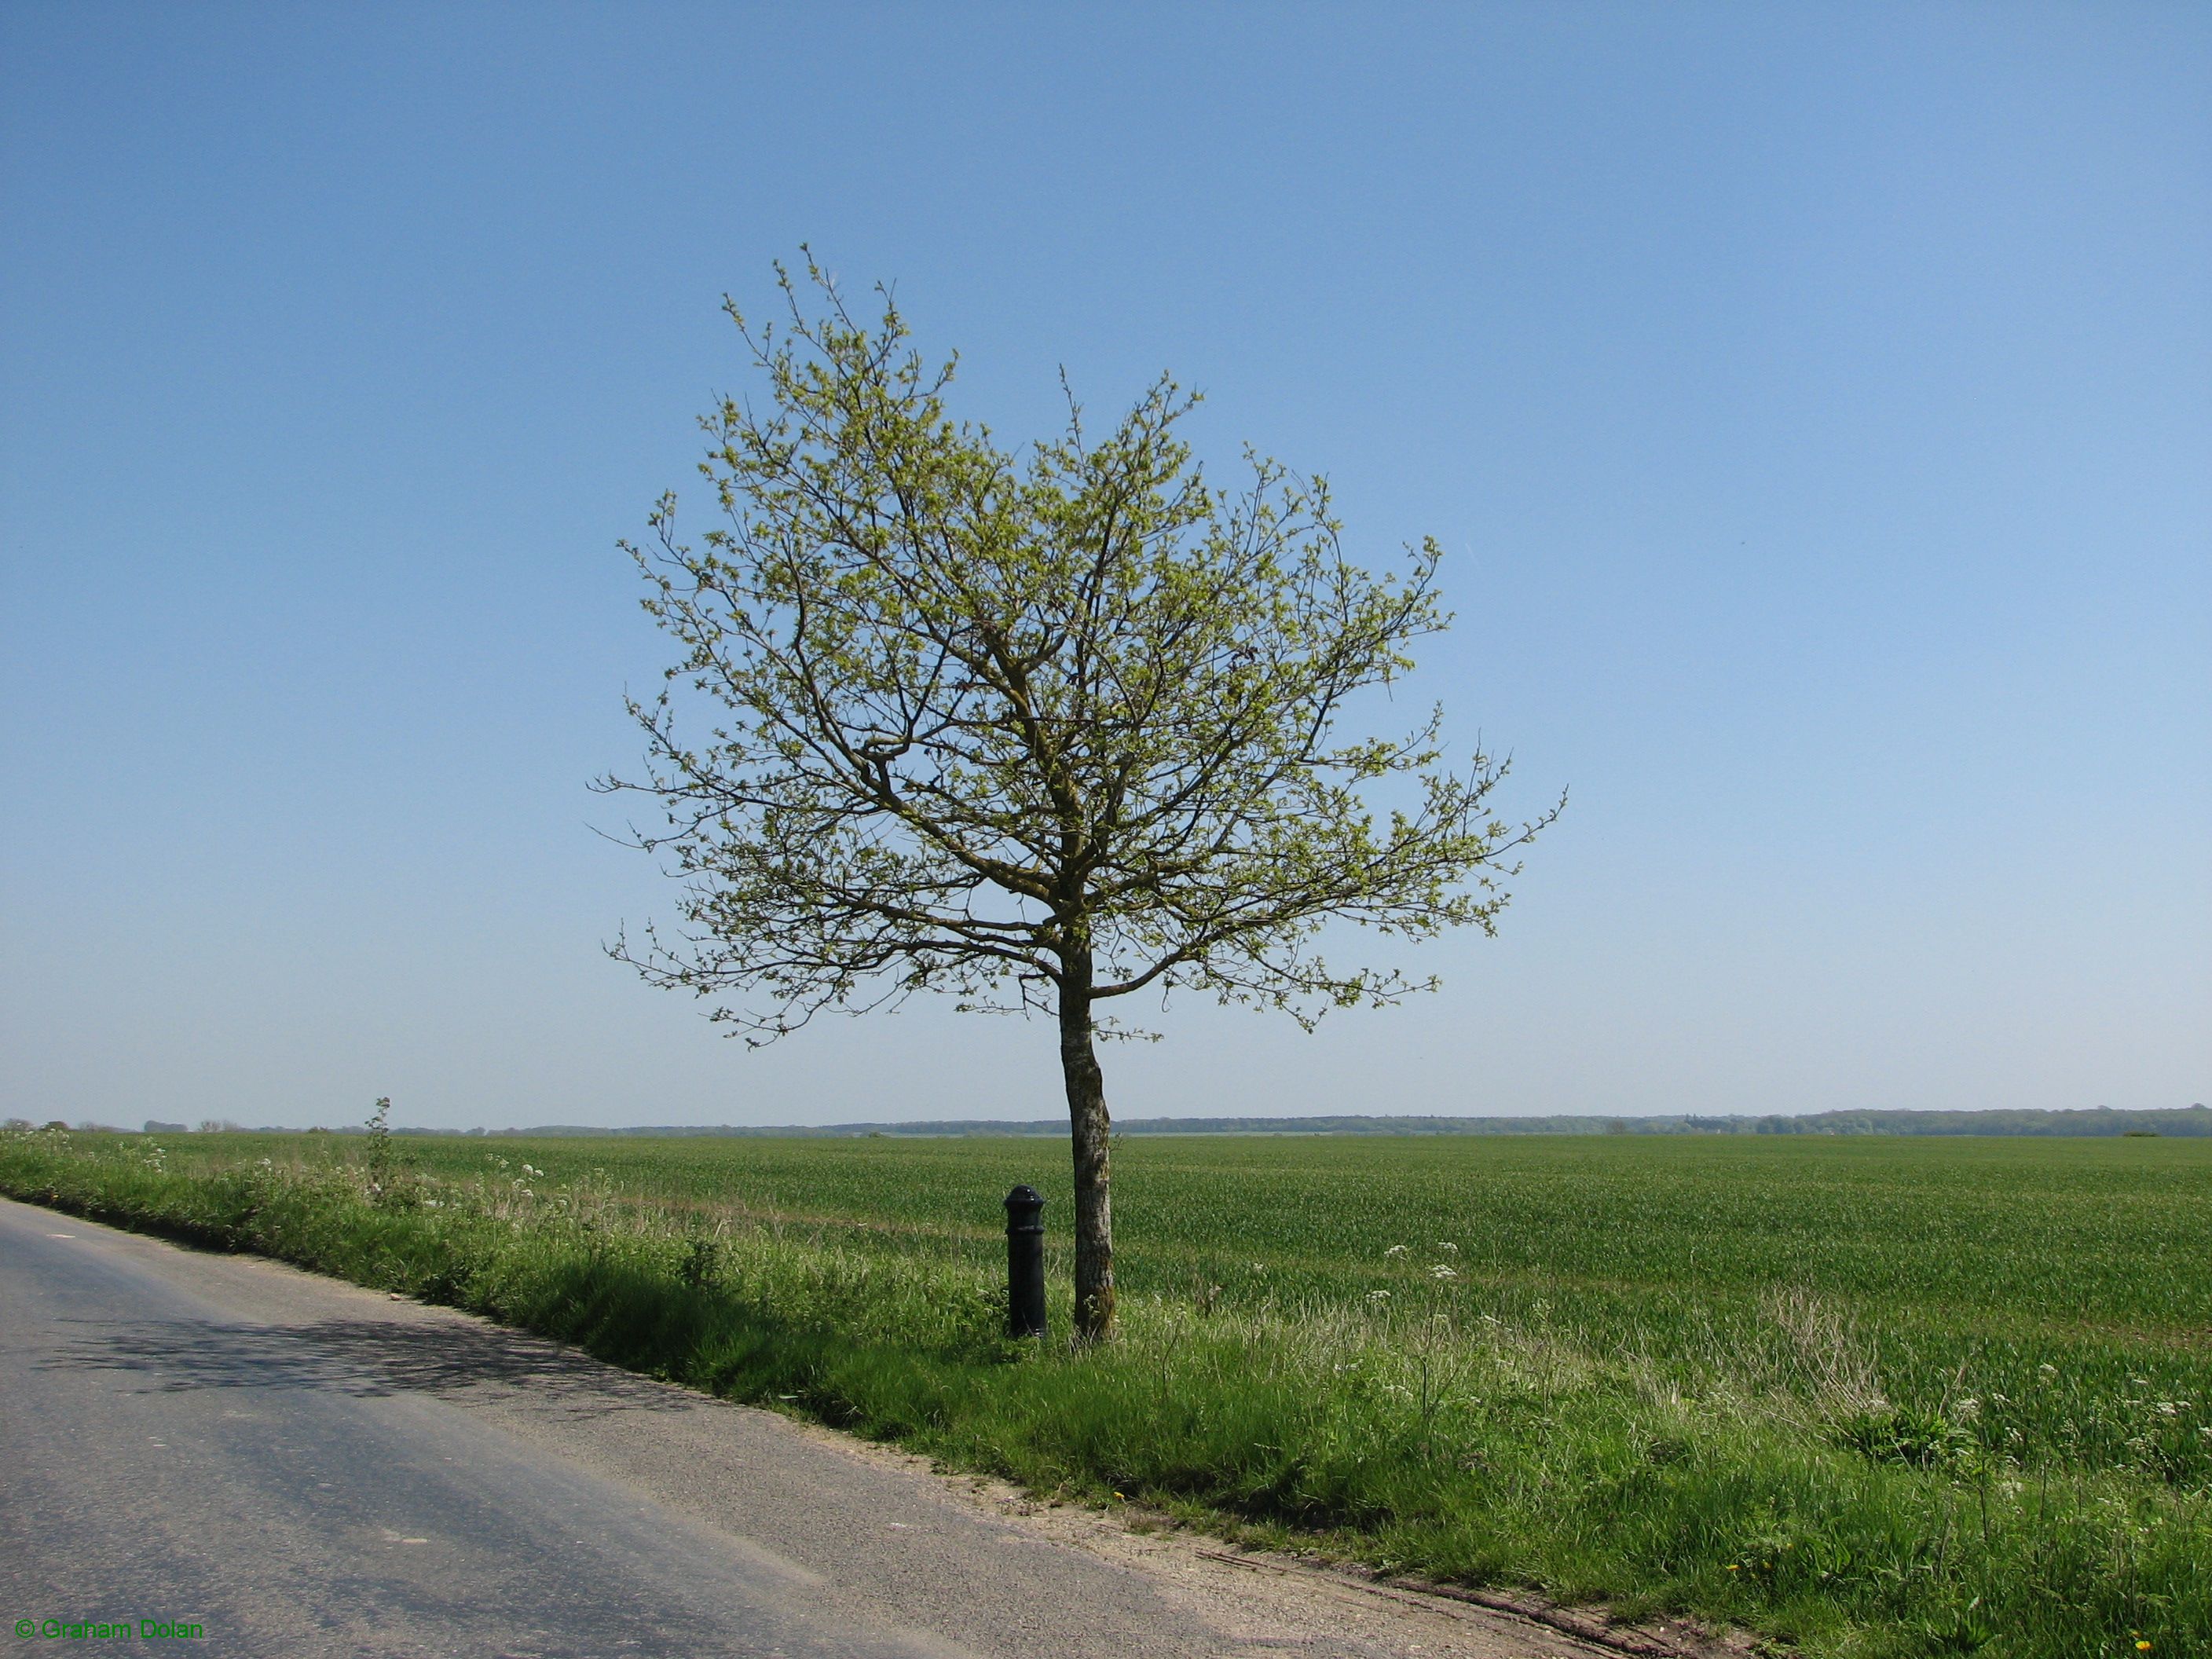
left=5, top=1126, right=2207, bottom=1657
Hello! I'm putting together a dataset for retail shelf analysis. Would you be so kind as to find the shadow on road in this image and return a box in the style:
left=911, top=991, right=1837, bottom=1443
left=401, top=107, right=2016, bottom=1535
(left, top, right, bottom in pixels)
left=41, top=1315, right=694, bottom=1415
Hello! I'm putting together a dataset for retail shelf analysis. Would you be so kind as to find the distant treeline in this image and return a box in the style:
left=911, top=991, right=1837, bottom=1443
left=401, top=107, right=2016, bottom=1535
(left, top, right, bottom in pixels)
left=76, top=1104, right=2206, bottom=1139
left=462, top=1104, right=2211, bottom=1140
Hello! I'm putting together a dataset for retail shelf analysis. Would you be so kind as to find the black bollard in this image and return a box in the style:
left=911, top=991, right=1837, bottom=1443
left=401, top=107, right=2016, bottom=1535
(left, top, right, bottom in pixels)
left=1003, top=1184, right=1046, bottom=1339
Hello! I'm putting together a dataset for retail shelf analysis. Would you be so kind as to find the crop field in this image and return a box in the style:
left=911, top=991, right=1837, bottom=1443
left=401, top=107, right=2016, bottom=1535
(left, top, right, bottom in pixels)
left=5, top=1126, right=2207, bottom=1657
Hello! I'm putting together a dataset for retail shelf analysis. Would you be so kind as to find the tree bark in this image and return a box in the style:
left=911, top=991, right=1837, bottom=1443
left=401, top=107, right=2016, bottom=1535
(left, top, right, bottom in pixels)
left=1058, top=948, right=1115, bottom=1342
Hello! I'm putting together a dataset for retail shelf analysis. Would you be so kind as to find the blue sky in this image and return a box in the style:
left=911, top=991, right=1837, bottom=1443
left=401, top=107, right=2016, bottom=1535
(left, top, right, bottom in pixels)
left=2, top=3, right=2205, bottom=1130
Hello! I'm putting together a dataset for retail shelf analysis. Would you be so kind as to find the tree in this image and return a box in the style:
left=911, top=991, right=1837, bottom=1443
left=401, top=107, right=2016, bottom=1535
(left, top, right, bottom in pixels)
left=602, top=258, right=1559, bottom=1341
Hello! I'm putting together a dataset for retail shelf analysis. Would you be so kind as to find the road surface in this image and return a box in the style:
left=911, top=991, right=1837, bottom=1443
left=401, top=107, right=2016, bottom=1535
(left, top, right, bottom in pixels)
left=0, top=1196, right=1621, bottom=1658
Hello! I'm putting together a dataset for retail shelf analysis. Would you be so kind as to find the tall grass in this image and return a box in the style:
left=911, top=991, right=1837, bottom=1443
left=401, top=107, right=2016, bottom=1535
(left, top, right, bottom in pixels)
left=4, top=1125, right=2205, bottom=1658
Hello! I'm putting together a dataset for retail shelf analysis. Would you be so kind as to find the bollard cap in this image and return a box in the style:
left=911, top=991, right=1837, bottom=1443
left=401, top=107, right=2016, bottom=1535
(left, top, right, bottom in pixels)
left=1003, top=1183, right=1045, bottom=1222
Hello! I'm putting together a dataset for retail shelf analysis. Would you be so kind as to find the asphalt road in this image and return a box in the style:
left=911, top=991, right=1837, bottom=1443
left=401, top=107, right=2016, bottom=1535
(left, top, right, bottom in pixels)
left=0, top=1196, right=1613, bottom=1659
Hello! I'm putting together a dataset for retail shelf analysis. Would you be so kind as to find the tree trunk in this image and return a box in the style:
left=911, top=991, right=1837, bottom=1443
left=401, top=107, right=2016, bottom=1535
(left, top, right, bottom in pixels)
left=1058, top=950, right=1115, bottom=1342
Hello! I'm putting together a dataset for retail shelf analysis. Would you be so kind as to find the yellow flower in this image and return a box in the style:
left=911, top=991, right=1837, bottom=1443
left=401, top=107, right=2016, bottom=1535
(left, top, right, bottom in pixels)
left=2137, top=1643, right=2152, bottom=1651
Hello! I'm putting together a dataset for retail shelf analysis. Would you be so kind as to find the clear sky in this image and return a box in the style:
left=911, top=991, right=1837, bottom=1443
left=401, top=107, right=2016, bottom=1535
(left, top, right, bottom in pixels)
left=3, top=3, right=2205, bottom=1132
